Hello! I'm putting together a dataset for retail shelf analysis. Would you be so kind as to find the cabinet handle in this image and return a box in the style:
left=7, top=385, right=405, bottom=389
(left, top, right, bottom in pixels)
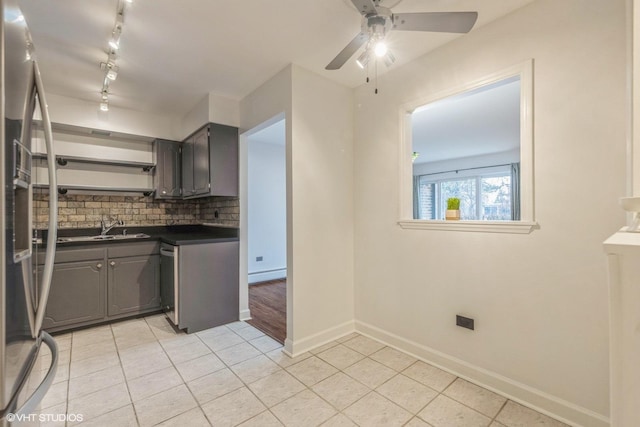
left=110, top=261, right=116, bottom=267
left=96, top=263, right=102, bottom=269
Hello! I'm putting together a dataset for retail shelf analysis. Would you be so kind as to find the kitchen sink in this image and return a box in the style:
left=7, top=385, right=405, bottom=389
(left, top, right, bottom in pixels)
left=56, top=233, right=151, bottom=243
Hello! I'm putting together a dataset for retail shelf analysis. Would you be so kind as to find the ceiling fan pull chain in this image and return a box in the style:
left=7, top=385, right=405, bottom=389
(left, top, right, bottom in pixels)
left=375, top=57, right=378, bottom=94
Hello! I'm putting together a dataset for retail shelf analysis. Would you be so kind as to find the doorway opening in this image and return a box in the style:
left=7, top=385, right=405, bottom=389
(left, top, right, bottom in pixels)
left=242, top=117, right=286, bottom=343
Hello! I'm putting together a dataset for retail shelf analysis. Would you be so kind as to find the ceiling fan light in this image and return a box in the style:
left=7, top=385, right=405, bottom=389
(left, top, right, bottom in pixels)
left=383, top=51, right=395, bottom=67
left=99, top=101, right=109, bottom=112
left=374, top=41, right=387, bottom=57
left=355, top=50, right=369, bottom=69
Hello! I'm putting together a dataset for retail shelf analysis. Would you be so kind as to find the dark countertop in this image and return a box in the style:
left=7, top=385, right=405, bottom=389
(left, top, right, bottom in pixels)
left=37, top=224, right=239, bottom=247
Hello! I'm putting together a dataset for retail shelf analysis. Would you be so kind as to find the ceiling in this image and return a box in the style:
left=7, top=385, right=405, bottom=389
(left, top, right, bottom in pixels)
left=19, top=0, right=534, bottom=118
left=412, top=77, right=520, bottom=164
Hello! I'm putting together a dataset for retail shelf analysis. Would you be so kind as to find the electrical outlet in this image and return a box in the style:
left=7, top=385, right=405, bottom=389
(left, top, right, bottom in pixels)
left=256, top=256, right=263, bottom=262
left=456, top=315, right=474, bottom=330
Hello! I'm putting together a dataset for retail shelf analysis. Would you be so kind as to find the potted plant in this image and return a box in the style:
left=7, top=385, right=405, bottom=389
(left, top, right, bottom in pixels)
left=445, top=197, right=461, bottom=220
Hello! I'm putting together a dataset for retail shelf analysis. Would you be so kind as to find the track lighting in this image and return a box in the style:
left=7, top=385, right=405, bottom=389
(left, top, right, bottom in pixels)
left=99, top=0, right=131, bottom=111
left=106, top=66, right=118, bottom=81
left=101, top=62, right=119, bottom=81
left=108, top=26, right=122, bottom=50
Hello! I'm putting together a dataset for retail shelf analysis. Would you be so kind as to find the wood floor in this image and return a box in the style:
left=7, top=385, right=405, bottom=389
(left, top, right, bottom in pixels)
left=247, top=279, right=286, bottom=344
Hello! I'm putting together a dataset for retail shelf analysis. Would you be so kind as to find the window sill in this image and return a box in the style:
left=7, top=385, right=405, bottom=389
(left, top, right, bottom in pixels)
left=397, top=220, right=538, bottom=234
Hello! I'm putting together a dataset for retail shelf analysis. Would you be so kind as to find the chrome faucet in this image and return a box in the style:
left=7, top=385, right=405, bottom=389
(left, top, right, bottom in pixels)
left=100, top=216, right=124, bottom=236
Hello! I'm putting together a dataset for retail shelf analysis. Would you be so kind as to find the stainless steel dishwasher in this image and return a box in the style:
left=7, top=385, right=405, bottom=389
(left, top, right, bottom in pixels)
left=160, top=243, right=179, bottom=325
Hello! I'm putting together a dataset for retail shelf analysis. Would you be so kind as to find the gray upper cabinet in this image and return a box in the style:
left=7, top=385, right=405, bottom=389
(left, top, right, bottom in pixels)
left=193, top=126, right=210, bottom=196
left=153, top=139, right=182, bottom=199
left=182, top=123, right=238, bottom=198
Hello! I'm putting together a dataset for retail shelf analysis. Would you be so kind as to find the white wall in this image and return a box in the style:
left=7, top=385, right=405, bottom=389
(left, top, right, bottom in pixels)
left=239, top=65, right=355, bottom=354
left=47, top=93, right=181, bottom=139
left=181, top=94, right=209, bottom=138
left=181, top=93, right=240, bottom=139
left=248, top=123, right=286, bottom=283
left=238, top=66, right=292, bottom=323
left=287, top=65, right=355, bottom=353
left=209, top=93, right=240, bottom=128
left=353, top=1, right=626, bottom=426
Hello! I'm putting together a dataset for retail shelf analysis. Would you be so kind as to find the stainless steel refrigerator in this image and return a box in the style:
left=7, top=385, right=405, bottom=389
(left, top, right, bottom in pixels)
left=1, top=0, right=59, bottom=424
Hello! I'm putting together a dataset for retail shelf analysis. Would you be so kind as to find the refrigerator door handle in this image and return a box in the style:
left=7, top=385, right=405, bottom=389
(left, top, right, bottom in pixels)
left=13, top=332, right=58, bottom=417
left=18, top=65, right=38, bottom=339
left=31, top=60, right=58, bottom=338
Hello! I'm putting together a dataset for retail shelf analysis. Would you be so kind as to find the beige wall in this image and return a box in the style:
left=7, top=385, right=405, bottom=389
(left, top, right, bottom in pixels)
left=353, top=1, right=626, bottom=425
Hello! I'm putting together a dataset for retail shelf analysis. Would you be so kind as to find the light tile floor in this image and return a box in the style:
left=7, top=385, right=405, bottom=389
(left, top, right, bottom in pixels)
left=26, top=315, right=570, bottom=427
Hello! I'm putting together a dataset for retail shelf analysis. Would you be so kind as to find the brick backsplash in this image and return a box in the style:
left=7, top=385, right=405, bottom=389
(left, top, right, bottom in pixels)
left=200, top=197, right=240, bottom=224
left=33, top=190, right=239, bottom=229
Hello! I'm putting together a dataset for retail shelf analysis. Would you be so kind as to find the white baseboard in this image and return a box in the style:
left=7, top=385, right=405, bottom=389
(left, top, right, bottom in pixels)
left=284, top=320, right=355, bottom=356
left=355, top=320, right=609, bottom=427
left=248, top=268, right=287, bottom=284
left=239, top=309, right=251, bottom=321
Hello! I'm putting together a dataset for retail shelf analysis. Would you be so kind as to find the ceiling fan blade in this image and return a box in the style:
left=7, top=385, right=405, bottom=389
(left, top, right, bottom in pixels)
left=350, top=0, right=378, bottom=16
left=325, top=32, right=368, bottom=70
left=392, top=11, right=478, bottom=33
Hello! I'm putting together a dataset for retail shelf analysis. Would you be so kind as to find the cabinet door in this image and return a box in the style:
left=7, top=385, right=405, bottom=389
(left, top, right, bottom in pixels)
left=42, top=260, right=106, bottom=330
left=181, top=137, right=195, bottom=196
left=193, top=126, right=210, bottom=195
left=108, top=255, right=160, bottom=316
left=209, top=124, right=238, bottom=196
left=154, top=139, right=181, bottom=198
left=178, top=241, right=239, bottom=332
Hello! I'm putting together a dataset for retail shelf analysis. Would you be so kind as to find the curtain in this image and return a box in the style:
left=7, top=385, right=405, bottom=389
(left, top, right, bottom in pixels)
left=511, top=162, right=521, bottom=220
left=413, top=175, right=420, bottom=219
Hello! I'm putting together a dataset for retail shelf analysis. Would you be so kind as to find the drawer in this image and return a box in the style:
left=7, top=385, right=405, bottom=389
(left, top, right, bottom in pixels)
left=35, top=246, right=105, bottom=264
left=107, top=241, right=160, bottom=258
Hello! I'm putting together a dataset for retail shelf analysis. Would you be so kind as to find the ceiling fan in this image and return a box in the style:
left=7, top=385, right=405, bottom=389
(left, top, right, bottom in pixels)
left=326, top=0, right=478, bottom=70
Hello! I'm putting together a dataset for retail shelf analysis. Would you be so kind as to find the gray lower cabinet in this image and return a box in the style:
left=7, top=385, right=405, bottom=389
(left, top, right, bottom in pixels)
left=41, top=260, right=106, bottom=330
left=176, top=241, right=239, bottom=333
left=40, top=241, right=160, bottom=332
left=107, top=254, right=160, bottom=316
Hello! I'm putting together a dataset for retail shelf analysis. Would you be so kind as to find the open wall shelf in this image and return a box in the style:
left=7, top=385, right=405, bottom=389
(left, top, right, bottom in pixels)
left=33, top=153, right=155, bottom=172
left=34, top=183, right=154, bottom=197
